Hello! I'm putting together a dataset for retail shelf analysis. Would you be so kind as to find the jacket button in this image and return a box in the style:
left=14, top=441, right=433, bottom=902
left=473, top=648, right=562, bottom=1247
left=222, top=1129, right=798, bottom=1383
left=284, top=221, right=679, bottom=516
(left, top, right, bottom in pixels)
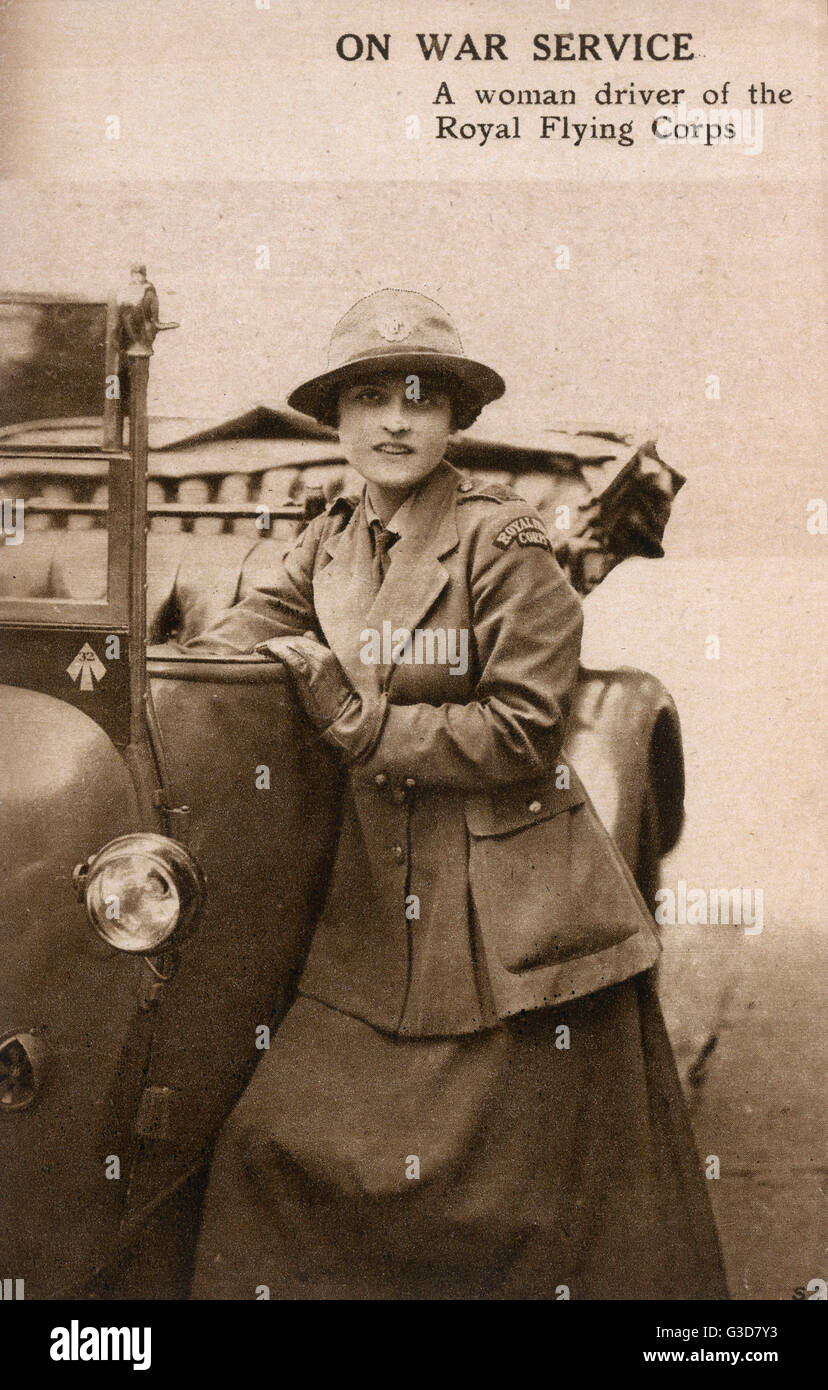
left=374, top=773, right=388, bottom=787
left=404, top=776, right=417, bottom=790
left=393, top=844, right=405, bottom=863
left=528, top=800, right=542, bottom=814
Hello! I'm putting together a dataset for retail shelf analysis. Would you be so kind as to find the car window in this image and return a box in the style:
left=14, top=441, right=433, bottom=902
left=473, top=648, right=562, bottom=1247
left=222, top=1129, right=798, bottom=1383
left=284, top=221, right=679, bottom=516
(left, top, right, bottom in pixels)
left=0, top=298, right=111, bottom=431
left=0, top=453, right=110, bottom=605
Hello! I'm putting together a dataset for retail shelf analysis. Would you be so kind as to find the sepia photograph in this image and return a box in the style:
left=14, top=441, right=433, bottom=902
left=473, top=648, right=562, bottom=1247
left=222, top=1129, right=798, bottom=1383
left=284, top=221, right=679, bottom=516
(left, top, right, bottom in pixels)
left=0, top=0, right=825, bottom=1359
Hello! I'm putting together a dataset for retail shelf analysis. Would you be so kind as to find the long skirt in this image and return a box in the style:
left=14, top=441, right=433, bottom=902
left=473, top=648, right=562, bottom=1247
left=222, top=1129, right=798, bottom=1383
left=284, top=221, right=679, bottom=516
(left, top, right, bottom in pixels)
left=191, top=974, right=728, bottom=1300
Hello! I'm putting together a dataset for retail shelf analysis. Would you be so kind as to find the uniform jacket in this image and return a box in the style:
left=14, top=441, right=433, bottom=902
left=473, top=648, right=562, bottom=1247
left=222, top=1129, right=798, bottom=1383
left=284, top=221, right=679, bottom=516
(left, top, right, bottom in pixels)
left=187, top=460, right=660, bottom=1035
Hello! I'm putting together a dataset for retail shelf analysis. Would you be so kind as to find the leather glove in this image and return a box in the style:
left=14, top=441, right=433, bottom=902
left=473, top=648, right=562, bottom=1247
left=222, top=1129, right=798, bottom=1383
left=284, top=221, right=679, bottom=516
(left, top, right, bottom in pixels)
left=255, top=633, right=387, bottom=762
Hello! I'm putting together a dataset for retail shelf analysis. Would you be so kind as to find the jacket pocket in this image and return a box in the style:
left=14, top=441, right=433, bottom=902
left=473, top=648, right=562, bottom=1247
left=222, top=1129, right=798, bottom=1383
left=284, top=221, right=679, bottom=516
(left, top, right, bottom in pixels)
left=464, top=771, right=584, bottom=839
left=466, top=770, right=651, bottom=975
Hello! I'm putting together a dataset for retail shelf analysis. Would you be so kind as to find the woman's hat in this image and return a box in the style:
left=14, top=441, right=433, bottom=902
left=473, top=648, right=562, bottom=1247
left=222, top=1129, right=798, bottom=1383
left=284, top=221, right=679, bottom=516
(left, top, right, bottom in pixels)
left=287, top=289, right=505, bottom=423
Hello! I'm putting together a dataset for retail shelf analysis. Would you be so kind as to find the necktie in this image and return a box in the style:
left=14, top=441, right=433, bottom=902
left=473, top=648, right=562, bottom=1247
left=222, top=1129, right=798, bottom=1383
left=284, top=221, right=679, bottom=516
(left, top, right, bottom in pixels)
left=370, top=520, right=398, bottom=586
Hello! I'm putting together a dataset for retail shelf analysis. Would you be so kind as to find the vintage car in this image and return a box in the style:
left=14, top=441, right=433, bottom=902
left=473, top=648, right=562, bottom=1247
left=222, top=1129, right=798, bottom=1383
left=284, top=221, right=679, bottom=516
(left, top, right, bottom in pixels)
left=0, top=273, right=685, bottom=1299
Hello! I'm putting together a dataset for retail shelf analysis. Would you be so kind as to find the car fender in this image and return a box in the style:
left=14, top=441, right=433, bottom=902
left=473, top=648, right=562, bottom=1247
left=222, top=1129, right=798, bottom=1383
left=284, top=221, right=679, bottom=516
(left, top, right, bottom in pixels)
left=0, top=685, right=145, bottom=1296
left=564, top=665, right=685, bottom=875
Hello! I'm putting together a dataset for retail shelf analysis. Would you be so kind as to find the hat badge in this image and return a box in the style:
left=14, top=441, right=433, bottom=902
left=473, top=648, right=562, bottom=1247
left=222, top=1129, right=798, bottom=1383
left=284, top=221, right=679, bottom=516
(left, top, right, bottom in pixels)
left=375, top=312, right=412, bottom=342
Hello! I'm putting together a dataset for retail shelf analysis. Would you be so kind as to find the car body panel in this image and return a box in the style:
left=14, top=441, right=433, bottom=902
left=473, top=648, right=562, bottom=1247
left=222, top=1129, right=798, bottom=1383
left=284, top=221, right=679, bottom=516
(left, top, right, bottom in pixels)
left=565, top=665, right=684, bottom=871
left=0, top=686, right=144, bottom=1296
left=122, top=658, right=342, bottom=1216
left=0, top=624, right=131, bottom=744
left=0, top=664, right=343, bottom=1293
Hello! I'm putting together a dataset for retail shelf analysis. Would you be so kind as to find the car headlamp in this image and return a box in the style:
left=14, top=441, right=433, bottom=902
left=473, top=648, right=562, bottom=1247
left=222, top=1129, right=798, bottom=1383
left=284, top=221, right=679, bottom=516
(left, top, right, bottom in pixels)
left=74, top=833, right=205, bottom=953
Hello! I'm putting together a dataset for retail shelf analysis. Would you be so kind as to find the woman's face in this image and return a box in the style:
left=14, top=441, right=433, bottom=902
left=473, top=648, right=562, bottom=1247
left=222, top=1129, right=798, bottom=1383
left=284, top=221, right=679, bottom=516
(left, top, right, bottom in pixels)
left=336, top=372, right=453, bottom=493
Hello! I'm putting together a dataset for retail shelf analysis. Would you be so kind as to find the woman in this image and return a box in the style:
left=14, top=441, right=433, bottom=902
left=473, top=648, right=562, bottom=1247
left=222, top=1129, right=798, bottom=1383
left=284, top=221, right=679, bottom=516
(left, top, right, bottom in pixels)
left=188, top=289, right=727, bottom=1300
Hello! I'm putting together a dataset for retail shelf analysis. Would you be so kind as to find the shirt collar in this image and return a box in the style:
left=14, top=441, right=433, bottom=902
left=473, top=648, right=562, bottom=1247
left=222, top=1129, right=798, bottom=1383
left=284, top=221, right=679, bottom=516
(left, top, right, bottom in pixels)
left=363, top=487, right=392, bottom=531
left=363, top=476, right=433, bottom=539
left=346, top=460, right=462, bottom=562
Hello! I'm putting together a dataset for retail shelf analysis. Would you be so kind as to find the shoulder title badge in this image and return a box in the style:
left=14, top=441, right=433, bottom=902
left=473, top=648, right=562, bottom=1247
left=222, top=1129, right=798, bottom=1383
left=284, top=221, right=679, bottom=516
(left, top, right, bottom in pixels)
left=492, top=515, right=552, bottom=551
